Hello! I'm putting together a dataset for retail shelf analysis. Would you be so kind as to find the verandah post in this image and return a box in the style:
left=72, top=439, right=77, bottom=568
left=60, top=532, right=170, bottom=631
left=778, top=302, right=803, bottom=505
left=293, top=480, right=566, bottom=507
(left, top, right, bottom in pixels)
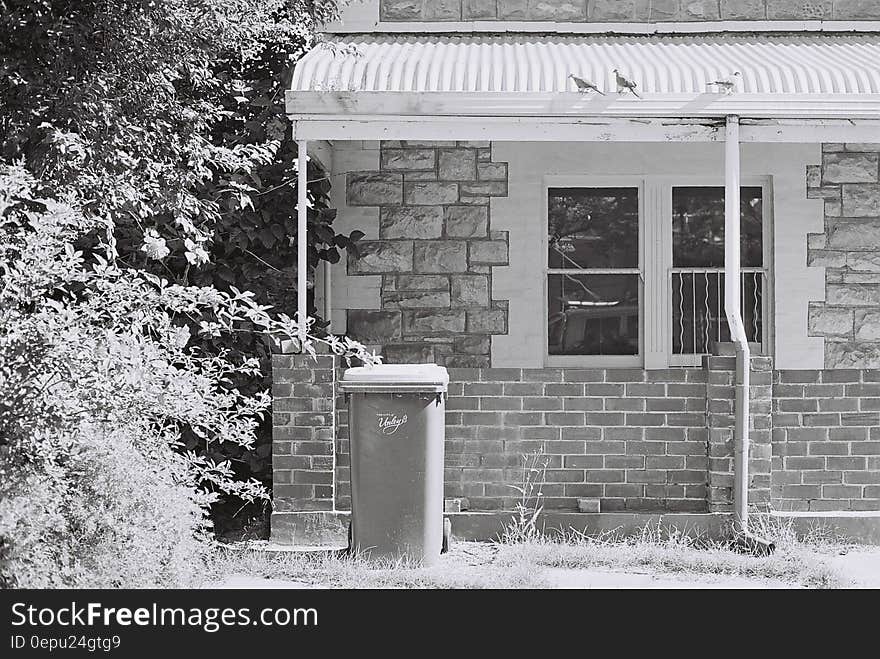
left=297, top=138, right=308, bottom=350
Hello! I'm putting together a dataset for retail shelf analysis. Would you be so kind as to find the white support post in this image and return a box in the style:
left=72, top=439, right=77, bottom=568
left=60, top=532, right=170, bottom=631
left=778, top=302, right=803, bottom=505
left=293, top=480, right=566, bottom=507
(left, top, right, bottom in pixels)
left=322, top=259, right=332, bottom=333
left=724, top=116, right=751, bottom=534
left=297, top=139, right=308, bottom=351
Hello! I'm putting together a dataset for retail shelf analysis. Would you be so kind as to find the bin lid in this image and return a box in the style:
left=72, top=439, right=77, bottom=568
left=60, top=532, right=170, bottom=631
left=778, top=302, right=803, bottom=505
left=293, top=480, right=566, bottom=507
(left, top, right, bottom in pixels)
left=338, top=364, right=449, bottom=392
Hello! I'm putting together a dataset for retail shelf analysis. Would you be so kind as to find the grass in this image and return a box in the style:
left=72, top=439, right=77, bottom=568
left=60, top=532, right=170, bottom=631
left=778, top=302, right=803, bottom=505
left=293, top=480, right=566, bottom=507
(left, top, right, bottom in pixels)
left=202, top=543, right=549, bottom=589
left=202, top=515, right=858, bottom=589
left=495, top=516, right=854, bottom=589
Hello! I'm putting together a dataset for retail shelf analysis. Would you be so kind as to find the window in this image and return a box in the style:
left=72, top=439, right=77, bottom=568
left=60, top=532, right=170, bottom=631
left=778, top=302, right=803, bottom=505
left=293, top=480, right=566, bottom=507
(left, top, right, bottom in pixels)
left=545, top=179, right=769, bottom=367
left=671, top=187, right=765, bottom=360
left=547, top=187, right=640, bottom=361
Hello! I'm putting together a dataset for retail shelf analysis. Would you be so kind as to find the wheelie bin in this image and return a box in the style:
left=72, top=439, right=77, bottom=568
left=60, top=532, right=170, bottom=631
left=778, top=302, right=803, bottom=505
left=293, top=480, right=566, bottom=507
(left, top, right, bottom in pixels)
left=338, top=364, right=450, bottom=566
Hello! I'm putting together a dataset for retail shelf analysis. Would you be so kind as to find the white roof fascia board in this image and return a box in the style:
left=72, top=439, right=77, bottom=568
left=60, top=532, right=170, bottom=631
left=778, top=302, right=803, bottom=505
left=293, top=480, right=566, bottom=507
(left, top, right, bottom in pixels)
left=291, top=117, right=880, bottom=143
left=324, top=21, right=880, bottom=35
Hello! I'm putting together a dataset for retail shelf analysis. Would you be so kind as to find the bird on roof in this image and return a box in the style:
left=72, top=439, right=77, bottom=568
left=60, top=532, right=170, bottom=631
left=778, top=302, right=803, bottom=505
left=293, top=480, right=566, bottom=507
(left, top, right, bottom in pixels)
left=709, top=71, right=742, bottom=94
left=613, top=69, right=641, bottom=98
left=568, top=74, right=605, bottom=95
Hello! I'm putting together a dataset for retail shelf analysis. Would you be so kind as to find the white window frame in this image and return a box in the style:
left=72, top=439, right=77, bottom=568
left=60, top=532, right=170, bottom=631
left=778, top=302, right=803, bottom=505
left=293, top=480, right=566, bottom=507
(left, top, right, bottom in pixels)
left=543, top=175, right=773, bottom=369
left=665, top=176, right=773, bottom=367
left=543, top=176, right=645, bottom=368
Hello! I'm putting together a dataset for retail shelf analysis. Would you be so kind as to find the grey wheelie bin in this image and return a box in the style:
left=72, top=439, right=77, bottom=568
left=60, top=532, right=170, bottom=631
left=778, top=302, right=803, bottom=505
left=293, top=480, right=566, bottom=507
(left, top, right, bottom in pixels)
left=339, top=364, right=449, bottom=566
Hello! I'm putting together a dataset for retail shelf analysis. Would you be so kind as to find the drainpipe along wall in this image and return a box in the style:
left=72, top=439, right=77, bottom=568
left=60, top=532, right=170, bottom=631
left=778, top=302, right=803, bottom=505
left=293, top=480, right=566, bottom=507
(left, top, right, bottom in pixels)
left=724, top=116, right=773, bottom=553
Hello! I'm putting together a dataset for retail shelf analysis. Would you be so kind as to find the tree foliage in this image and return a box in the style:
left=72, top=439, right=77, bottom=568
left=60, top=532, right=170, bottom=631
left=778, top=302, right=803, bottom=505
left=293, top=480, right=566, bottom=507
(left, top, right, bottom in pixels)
left=1, top=0, right=355, bottom=287
left=0, top=0, right=366, bottom=513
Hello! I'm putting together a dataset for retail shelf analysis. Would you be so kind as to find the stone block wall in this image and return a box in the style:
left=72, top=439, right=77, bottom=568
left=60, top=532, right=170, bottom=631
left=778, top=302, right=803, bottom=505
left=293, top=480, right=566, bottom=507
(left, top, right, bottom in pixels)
left=772, top=369, right=880, bottom=511
left=379, top=1, right=880, bottom=22
left=345, top=141, right=510, bottom=367
left=806, top=143, right=880, bottom=369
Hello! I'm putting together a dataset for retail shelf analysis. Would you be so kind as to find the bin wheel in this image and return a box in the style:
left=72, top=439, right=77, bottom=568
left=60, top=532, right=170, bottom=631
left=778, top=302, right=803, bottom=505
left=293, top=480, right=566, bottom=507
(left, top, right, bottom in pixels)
left=441, top=518, right=452, bottom=554
left=347, top=521, right=353, bottom=554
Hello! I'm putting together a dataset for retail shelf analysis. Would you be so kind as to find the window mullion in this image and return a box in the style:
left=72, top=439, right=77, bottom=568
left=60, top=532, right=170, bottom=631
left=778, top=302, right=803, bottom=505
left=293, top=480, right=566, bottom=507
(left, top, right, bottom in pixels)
left=643, top=179, right=672, bottom=370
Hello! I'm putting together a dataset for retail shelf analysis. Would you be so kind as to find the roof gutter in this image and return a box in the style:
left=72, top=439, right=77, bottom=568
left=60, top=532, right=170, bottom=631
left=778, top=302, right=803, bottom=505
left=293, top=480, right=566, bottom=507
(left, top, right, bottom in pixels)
left=286, top=91, right=880, bottom=122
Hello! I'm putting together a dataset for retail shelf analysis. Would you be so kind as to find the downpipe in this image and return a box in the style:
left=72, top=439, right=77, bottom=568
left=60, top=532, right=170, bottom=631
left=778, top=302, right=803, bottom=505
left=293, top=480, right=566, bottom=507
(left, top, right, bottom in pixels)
left=724, top=116, right=774, bottom=555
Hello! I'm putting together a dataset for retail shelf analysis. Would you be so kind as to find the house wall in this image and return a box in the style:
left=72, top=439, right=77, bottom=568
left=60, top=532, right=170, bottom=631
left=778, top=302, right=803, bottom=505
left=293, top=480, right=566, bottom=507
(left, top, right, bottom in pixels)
left=336, top=365, right=714, bottom=513
left=333, top=140, right=830, bottom=370
left=325, top=141, right=382, bottom=334
left=272, top=354, right=880, bottom=518
left=272, top=354, right=337, bottom=512
left=492, top=141, right=825, bottom=369
left=374, top=1, right=880, bottom=23
left=272, top=139, right=880, bottom=522
left=806, top=143, right=880, bottom=368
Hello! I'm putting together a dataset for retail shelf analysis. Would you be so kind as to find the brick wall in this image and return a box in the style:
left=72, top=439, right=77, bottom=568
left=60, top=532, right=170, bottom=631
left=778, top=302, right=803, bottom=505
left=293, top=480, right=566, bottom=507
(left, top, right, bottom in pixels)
left=273, top=357, right=880, bottom=515
left=705, top=355, right=773, bottom=512
left=806, top=143, right=880, bottom=369
left=335, top=366, right=712, bottom=513
left=379, top=1, right=880, bottom=22
left=772, top=369, right=880, bottom=511
left=345, top=141, right=510, bottom=367
left=272, top=354, right=337, bottom=512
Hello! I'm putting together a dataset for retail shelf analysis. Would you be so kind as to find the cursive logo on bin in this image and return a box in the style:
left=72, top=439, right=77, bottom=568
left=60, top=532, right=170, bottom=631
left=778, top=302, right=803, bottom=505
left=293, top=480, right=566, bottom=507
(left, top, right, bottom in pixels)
left=377, top=412, right=408, bottom=436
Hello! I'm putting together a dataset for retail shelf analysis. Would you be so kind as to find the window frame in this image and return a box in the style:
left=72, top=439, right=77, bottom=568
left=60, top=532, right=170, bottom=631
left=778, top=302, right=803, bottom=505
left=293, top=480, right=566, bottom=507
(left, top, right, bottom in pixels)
left=543, top=176, right=645, bottom=368
left=542, top=174, right=773, bottom=369
left=664, top=176, right=773, bottom=367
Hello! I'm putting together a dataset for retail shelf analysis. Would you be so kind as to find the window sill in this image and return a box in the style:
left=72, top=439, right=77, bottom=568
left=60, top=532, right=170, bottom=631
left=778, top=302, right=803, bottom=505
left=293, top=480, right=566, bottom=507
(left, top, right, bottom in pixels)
left=545, top=355, right=642, bottom=368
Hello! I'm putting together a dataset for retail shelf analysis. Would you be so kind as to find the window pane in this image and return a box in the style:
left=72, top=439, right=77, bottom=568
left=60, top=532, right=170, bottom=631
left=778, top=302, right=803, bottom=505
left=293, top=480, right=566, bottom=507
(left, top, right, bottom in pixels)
left=548, top=274, right=639, bottom=355
left=548, top=187, right=639, bottom=269
left=672, top=187, right=763, bottom=267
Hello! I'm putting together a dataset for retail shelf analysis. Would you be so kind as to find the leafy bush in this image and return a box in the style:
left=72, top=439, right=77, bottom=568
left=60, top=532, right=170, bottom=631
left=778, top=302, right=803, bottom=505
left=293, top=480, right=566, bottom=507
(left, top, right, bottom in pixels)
left=0, top=427, right=211, bottom=589
left=0, top=166, right=376, bottom=587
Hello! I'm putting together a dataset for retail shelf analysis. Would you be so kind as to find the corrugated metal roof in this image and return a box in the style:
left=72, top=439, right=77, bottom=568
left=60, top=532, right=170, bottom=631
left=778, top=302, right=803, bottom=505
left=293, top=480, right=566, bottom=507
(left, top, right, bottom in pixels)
left=292, top=34, right=880, bottom=95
